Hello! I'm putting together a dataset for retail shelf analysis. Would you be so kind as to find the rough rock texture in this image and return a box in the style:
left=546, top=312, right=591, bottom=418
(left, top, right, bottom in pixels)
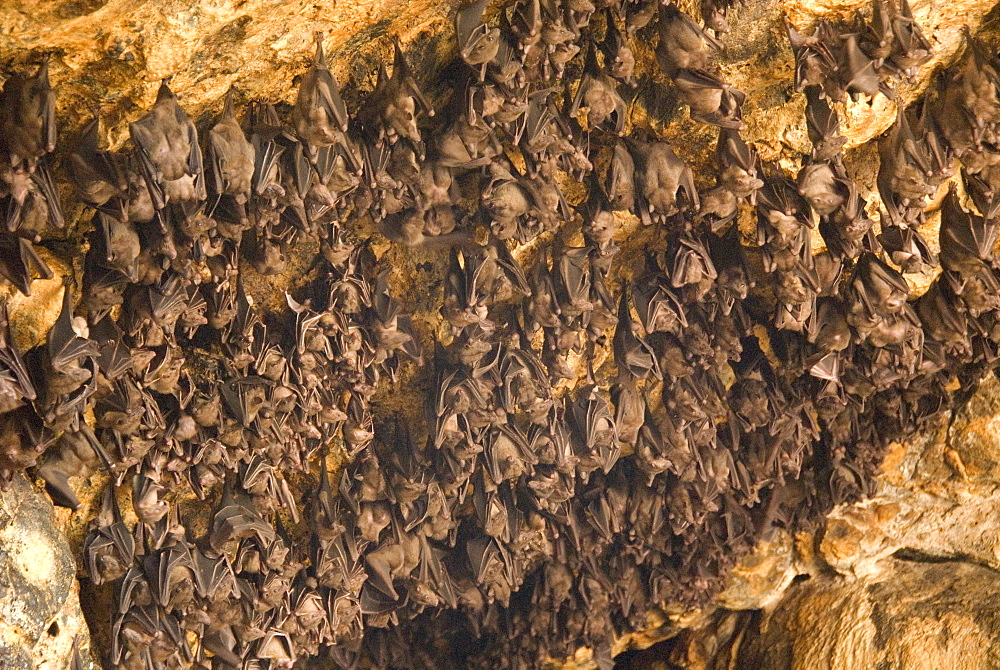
left=736, top=558, right=1000, bottom=670
left=3, top=0, right=1000, bottom=668
left=0, top=475, right=94, bottom=670
left=630, top=372, right=1000, bottom=669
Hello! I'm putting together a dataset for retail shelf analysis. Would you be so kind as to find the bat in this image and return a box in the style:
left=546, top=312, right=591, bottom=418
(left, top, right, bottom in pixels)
left=568, top=384, right=619, bottom=480
left=0, top=58, right=56, bottom=170
left=129, top=80, right=207, bottom=209
left=631, top=277, right=687, bottom=334
left=819, top=179, right=874, bottom=260
left=805, top=85, right=847, bottom=161
left=456, top=0, right=502, bottom=71
left=939, top=183, right=998, bottom=277
left=877, top=104, right=949, bottom=226
left=887, top=0, right=933, bottom=79
left=624, top=134, right=699, bottom=224
left=602, top=141, right=635, bottom=213
left=67, top=113, right=128, bottom=213
left=601, top=9, right=636, bottom=86
left=0, top=235, right=52, bottom=295
left=673, top=68, right=746, bottom=129
left=292, top=32, right=350, bottom=148
left=796, top=159, right=847, bottom=217
left=207, top=86, right=255, bottom=224
left=656, top=4, right=723, bottom=78
left=786, top=18, right=839, bottom=94
left=612, top=288, right=661, bottom=380
left=208, top=483, right=276, bottom=551
left=357, top=36, right=435, bottom=152
left=0, top=302, right=35, bottom=414
left=877, top=221, right=936, bottom=273
left=569, top=43, right=627, bottom=134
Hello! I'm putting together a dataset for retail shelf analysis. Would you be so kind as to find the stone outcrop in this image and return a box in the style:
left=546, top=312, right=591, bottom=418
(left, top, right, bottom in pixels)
left=0, top=475, right=94, bottom=669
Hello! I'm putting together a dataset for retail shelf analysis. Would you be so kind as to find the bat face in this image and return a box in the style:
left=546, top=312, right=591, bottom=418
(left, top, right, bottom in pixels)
left=457, top=0, right=502, bottom=66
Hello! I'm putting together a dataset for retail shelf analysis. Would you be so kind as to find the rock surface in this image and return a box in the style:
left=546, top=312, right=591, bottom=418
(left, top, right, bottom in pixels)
left=0, top=475, right=94, bottom=670
left=737, top=558, right=1000, bottom=670
left=632, top=372, right=1000, bottom=669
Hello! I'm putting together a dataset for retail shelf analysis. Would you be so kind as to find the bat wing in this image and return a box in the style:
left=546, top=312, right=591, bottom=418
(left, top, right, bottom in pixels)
left=128, top=124, right=168, bottom=211
left=48, top=285, right=98, bottom=370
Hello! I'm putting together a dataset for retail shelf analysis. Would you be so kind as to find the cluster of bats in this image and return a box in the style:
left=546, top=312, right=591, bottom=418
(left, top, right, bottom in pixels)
left=1, top=0, right=1000, bottom=668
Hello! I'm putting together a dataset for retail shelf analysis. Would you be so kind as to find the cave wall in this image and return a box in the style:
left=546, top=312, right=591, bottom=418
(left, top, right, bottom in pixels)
left=3, top=0, right=1000, bottom=668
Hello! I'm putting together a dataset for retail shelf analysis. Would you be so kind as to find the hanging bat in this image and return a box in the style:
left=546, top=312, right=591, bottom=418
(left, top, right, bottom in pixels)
left=208, top=483, right=276, bottom=551
left=66, top=113, right=128, bottom=214
left=0, top=302, right=35, bottom=414
left=610, top=379, right=644, bottom=447
left=877, top=220, right=936, bottom=273
left=292, top=32, right=350, bottom=149
left=601, top=9, right=636, bottom=86
left=613, top=288, right=661, bottom=380
left=673, top=68, right=746, bottom=129
left=129, top=80, right=206, bottom=210
left=632, top=278, right=687, bottom=334
left=624, top=134, right=699, bottom=224
left=206, top=85, right=255, bottom=225
left=877, top=104, right=947, bottom=226
left=668, top=233, right=718, bottom=292
left=568, top=384, right=619, bottom=480
left=358, top=36, right=435, bottom=153
left=656, top=4, right=723, bottom=77
left=602, top=142, right=636, bottom=213
left=887, top=0, right=933, bottom=79
left=916, top=280, right=969, bottom=353
left=456, top=0, right=502, bottom=72
left=38, top=281, right=99, bottom=403
left=838, top=32, right=882, bottom=101
left=441, top=246, right=492, bottom=328
left=569, top=43, right=627, bottom=134
left=785, top=18, right=839, bottom=96
left=0, top=57, right=56, bottom=171
left=6, top=158, right=63, bottom=239
left=848, top=252, right=910, bottom=326
left=0, top=235, right=52, bottom=296
left=805, top=85, right=847, bottom=161
left=939, top=183, right=998, bottom=277
left=819, top=176, right=874, bottom=261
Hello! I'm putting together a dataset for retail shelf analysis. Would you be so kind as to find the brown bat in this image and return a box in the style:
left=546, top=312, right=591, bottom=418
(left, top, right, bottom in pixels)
left=673, top=68, right=746, bottom=129
left=805, top=85, right=847, bottom=161
left=66, top=113, right=127, bottom=214
left=569, top=43, right=627, bottom=134
left=0, top=235, right=52, bottom=296
left=0, top=58, right=56, bottom=171
left=624, top=134, right=699, bottom=224
left=84, top=481, right=136, bottom=585
left=357, top=36, right=435, bottom=153
left=613, top=287, right=662, bottom=381
left=293, top=32, right=350, bottom=147
left=656, top=4, right=723, bottom=78
left=456, top=0, right=502, bottom=72
left=206, top=86, right=255, bottom=224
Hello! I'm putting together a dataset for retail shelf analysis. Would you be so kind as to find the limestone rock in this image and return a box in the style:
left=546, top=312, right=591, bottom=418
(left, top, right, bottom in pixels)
left=738, top=558, right=1000, bottom=670
left=0, top=475, right=94, bottom=670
